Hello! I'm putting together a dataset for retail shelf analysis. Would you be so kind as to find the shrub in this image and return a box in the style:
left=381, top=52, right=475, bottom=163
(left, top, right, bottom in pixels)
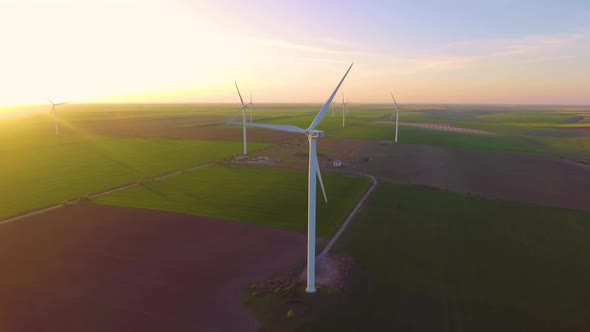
left=286, top=309, right=295, bottom=319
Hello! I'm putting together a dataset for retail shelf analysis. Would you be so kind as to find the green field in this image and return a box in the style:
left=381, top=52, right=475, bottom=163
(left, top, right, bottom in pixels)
left=336, top=123, right=547, bottom=154
left=250, top=182, right=590, bottom=332
left=2, top=102, right=590, bottom=330
left=479, top=112, right=585, bottom=124
left=2, top=103, right=589, bottom=220
left=252, top=104, right=590, bottom=158
left=96, top=165, right=371, bottom=236
left=0, top=135, right=267, bottom=219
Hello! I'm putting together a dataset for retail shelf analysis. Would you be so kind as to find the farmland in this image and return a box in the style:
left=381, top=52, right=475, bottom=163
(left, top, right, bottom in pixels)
left=2, top=102, right=590, bottom=332
left=0, top=135, right=268, bottom=219
left=317, top=138, right=590, bottom=211
left=3, top=102, right=588, bottom=220
left=0, top=204, right=308, bottom=332
left=96, top=165, right=371, bottom=237
left=248, top=182, right=590, bottom=332
left=0, top=109, right=275, bottom=219
left=251, top=104, right=590, bottom=159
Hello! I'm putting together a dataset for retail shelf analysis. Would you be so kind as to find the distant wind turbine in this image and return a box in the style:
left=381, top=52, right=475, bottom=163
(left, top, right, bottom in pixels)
left=249, top=92, right=254, bottom=122
left=346, top=97, right=349, bottom=114
left=341, top=91, right=347, bottom=128
left=234, top=82, right=253, bottom=154
left=229, top=63, right=354, bottom=293
left=48, top=99, right=69, bottom=136
left=331, top=101, right=334, bottom=118
left=390, top=92, right=399, bottom=142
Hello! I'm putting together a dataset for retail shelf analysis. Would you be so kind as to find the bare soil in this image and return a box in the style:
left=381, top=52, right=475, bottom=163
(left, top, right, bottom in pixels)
left=563, top=127, right=590, bottom=134
left=0, top=204, right=306, bottom=332
left=322, top=139, right=590, bottom=211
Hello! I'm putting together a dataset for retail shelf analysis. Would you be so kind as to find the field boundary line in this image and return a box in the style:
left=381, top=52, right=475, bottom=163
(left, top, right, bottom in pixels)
left=0, top=163, right=214, bottom=225
left=319, top=173, right=377, bottom=257
left=0, top=205, right=64, bottom=226
left=88, top=163, right=213, bottom=200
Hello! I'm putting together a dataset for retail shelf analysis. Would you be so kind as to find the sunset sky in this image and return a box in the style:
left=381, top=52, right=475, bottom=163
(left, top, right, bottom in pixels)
left=1, top=0, right=589, bottom=107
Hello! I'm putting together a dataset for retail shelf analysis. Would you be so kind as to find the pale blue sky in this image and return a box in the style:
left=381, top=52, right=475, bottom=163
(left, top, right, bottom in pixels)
left=1, top=0, right=589, bottom=106
left=195, top=0, right=589, bottom=53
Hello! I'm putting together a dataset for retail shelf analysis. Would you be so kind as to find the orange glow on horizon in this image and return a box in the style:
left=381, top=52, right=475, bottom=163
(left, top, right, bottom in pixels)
left=1, top=0, right=589, bottom=108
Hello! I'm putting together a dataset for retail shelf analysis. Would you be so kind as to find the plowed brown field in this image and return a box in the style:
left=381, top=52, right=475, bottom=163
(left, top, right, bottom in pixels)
left=0, top=204, right=306, bottom=332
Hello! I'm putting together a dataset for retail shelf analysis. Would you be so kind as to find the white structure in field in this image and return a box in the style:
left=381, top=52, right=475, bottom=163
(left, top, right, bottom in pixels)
left=341, top=91, right=348, bottom=128
left=249, top=92, right=254, bottom=122
left=390, top=91, right=399, bottom=143
left=228, top=63, right=354, bottom=293
left=47, top=99, right=69, bottom=136
left=234, top=83, right=254, bottom=155
left=332, top=160, right=343, bottom=167
left=331, top=101, right=334, bottom=117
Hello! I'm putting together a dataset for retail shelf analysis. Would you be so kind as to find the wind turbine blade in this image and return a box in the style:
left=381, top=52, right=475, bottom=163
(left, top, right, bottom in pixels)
left=390, top=91, right=398, bottom=108
left=47, top=99, right=55, bottom=105
left=308, top=62, right=353, bottom=131
left=314, top=153, right=328, bottom=203
left=55, top=102, right=70, bottom=105
left=234, top=82, right=244, bottom=106
left=250, top=92, right=252, bottom=105
left=390, top=92, right=399, bottom=120
left=227, top=121, right=306, bottom=134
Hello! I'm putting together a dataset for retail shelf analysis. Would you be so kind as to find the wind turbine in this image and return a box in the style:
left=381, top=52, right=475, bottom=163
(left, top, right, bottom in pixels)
left=341, top=91, right=347, bottom=128
left=48, top=99, right=69, bottom=136
left=249, top=93, right=254, bottom=122
left=390, top=91, right=399, bottom=143
left=229, top=63, right=354, bottom=293
left=234, top=82, right=253, bottom=154
left=331, top=101, right=334, bottom=118
left=346, top=97, right=350, bottom=114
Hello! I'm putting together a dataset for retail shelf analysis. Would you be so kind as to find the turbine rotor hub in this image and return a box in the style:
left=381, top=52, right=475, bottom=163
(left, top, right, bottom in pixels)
left=307, top=130, right=324, bottom=138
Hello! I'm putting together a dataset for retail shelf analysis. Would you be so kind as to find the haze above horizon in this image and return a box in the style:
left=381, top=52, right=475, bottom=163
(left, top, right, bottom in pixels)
left=1, top=0, right=589, bottom=108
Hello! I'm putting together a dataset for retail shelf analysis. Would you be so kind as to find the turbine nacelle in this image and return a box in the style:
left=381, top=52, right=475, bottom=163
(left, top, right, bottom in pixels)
left=307, top=130, right=325, bottom=138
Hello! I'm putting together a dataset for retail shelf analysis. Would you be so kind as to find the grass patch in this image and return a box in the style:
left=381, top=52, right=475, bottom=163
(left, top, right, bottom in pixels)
left=0, top=136, right=266, bottom=219
left=478, top=112, right=584, bottom=124
left=96, top=165, right=370, bottom=237
left=333, top=123, right=542, bottom=154
left=254, top=183, right=590, bottom=331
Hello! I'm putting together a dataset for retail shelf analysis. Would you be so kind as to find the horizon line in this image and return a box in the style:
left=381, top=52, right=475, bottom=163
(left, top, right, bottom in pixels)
left=2, top=102, right=590, bottom=109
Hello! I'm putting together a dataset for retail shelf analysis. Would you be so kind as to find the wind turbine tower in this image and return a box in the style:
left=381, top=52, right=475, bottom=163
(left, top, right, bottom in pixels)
left=229, top=63, right=354, bottom=293
left=341, top=91, right=347, bottom=128
left=249, top=92, right=254, bottom=122
left=234, top=82, right=253, bottom=154
left=48, top=99, right=69, bottom=136
left=391, top=92, right=399, bottom=142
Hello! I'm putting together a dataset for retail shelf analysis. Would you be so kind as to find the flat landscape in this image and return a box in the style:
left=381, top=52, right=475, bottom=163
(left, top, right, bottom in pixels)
left=0, top=133, right=268, bottom=219
left=254, top=182, right=590, bottom=332
left=2, top=102, right=590, bottom=331
left=96, top=165, right=370, bottom=236
left=320, top=138, right=590, bottom=211
left=5, top=3, right=590, bottom=331
left=0, top=204, right=306, bottom=332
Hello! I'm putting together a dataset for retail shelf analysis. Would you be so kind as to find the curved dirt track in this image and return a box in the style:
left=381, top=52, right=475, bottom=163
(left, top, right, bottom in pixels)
left=323, top=139, right=590, bottom=211
left=0, top=204, right=306, bottom=332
